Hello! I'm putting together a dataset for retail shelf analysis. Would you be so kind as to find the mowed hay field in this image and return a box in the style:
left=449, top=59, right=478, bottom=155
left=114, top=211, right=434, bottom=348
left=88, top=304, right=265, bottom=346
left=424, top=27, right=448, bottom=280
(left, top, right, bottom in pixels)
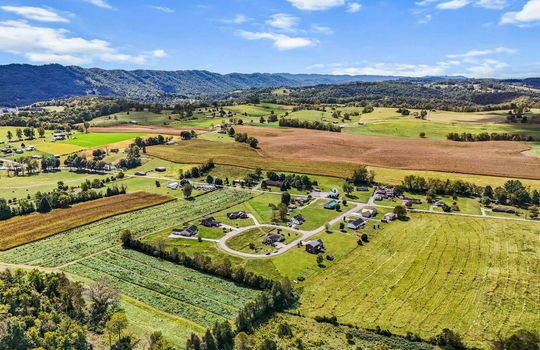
left=236, top=126, right=540, bottom=180
left=0, top=192, right=173, bottom=250
left=299, top=214, right=540, bottom=348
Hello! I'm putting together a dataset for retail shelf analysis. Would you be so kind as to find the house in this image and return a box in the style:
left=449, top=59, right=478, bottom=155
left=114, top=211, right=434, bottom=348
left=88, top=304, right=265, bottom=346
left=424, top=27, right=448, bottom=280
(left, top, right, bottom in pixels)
left=227, top=211, right=249, bottom=220
left=53, top=133, right=66, bottom=141
left=361, top=208, right=378, bottom=218
left=324, top=199, right=338, bottom=210
left=166, top=140, right=175, bottom=145
left=167, top=182, right=180, bottom=190
left=31, top=155, right=42, bottom=159
left=172, top=225, right=198, bottom=237
left=202, top=184, right=216, bottom=192
left=110, top=148, right=119, bottom=153
left=15, top=149, right=23, bottom=154
left=492, top=206, right=517, bottom=214
left=348, top=217, right=366, bottom=230
left=296, top=197, right=310, bottom=206
left=290, top=214, right=305, bottom=226
left=288, top=204, right=297, bottom=210
left=26, top=146, right=35, bottom=151
left=103, top=164, right=117, bottom=171
left=328, top=188, right=339, bottom=198
left=356, top=186, right=369, bottom=192
left=155, top=167, right=166, bottom=172
left=201, top=217, right=220, bottom=227
left=263, top=233, right=285, bottom=245
left=374, top=194, right=383, bottom=201
left=382, top=212, right=397, bottom=223
left=305, top=239, right=325, bottom=254
left=134, top=171, right=147, bottom=176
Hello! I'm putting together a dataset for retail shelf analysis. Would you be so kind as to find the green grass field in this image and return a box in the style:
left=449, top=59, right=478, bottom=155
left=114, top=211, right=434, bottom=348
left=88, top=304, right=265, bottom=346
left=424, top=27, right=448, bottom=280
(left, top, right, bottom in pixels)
left=0, top=170, right=113, bottom=200
left=62, top=132, right=146, bottom=147
left=0, top=190, right=251, bottom=267
left=299, top=213, right=540, bottom=348
left=226, top=227, right=301, bottom=254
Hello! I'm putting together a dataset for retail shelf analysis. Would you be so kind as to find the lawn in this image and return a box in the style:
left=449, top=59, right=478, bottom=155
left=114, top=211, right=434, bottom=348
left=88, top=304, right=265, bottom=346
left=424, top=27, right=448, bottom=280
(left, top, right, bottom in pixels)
left=293, top=199, right=343, bottom=230
left=299, top=213, right=540, bottom=349
left=62, top=132, right=146, bottom=147
left=225, top=227, right=301, bottom=254
left=0, top=189, right=252, bottom=267
left=0, top=192, right=173, bottom=251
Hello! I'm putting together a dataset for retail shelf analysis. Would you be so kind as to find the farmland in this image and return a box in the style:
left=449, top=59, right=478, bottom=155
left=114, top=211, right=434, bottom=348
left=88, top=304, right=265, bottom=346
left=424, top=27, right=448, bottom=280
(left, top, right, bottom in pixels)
left=0, top=191, right=173, bottom=250
left=299, top=213, right=540, bottom=348
left=0, top=189, right=252, bottom=267
left=64, top=248, right=261, bottom=328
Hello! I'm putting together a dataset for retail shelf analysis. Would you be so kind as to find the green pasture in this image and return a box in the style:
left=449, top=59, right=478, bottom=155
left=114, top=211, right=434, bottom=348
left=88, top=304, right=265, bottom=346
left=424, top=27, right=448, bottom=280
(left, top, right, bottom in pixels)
left=62, top=132, right=146, bottom=148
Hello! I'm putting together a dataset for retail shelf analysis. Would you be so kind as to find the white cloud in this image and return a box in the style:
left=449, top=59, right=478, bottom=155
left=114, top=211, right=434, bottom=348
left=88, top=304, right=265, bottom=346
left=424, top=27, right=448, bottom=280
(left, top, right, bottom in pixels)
left=418, top=14, right=433, bottom=24
left=466, top=58, right=508, bottom=77
left=311, top=24, right=334, bottom=34
left=332, top=62, right=451, bottom=77
left=347, top=2, right=362, bottom=13
left=223, top=14, right=251, bottom=24
left=447, top=47, right=517, bottom=58
left=83, top=0, right=112, bottom=9
left=150, top=6, right=175, bottom=14
left=434, top=0, right=507, bottom=9
left=0, top=6, right=69, bottom=23
left=500, top=0, right=540, bottom=25
left=266, top=13, right=299, bottom=31
left=437, top=0, right=471, bottom=10
left=238, top=30, right=318, bottom=50
left=151, top=49, right=167, bottom=58
left=0, top=20, right=163, bottom=65
left=287, top=0, right=345, bottom=11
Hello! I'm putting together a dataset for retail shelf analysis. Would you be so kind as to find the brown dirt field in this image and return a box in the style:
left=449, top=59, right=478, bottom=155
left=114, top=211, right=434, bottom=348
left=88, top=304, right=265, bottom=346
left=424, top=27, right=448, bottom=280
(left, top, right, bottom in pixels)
left=0, top=192, right=173, bottom=251
left=236, top=126, right=540, bottom=180
left=89, top=125, right=204, bottom=135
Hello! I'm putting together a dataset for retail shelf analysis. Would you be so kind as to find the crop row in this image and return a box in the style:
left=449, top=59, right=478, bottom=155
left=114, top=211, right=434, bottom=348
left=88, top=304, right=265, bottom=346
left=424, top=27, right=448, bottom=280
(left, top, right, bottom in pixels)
left=65, top=261, right=226, bottom=328
left=0, top=190, right=251, bottom=267
left=110, top=248, right=260, bottom=302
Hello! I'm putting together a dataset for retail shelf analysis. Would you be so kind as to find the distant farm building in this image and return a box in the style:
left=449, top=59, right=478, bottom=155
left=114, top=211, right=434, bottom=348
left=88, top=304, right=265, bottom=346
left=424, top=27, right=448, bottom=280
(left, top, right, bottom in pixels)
left=305, top=239, right=325, bottom=254
left=172, top=225, right=199, bottom=237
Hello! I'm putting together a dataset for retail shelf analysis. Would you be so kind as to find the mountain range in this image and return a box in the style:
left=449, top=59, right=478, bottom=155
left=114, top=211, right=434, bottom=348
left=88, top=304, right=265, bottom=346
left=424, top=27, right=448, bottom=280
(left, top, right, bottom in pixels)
left=0, top=64, right=401, bottom=106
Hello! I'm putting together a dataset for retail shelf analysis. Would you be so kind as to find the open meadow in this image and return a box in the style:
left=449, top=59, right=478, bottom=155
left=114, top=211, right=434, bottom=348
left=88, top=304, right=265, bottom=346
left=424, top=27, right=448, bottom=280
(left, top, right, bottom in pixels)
left=299, top=213, right=540, bottom=348
left=62, top=132, right=146, bottom=147
left=0, top=192, right=173, bottom=250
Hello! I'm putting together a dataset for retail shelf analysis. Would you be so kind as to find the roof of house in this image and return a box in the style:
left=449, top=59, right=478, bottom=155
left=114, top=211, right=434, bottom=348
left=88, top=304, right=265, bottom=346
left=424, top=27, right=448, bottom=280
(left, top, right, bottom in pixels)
left=350, top=217, right=365, bottom=226
left=306, top=239, right=323, bottom=248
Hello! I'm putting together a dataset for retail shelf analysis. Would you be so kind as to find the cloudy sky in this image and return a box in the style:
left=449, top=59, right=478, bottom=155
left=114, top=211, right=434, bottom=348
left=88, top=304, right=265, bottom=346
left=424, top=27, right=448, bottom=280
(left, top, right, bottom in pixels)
left=0, top=0, right=538, bottom=77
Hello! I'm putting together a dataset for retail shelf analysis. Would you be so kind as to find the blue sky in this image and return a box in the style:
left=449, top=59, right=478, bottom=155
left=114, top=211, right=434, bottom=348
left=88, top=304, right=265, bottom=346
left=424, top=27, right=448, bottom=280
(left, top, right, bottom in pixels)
left=0, top=0, right=538, bottom=77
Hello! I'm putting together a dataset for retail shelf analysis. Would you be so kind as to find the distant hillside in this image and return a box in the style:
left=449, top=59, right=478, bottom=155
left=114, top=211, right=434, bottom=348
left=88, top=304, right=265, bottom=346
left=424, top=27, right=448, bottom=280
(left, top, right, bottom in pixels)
left=0, top=64, right=400, bottom=106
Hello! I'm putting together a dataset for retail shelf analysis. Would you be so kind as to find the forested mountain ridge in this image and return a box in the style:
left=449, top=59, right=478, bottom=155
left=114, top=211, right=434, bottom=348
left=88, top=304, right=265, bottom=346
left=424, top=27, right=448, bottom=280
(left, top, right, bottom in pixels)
left=0, top=64, right=399, bottom=106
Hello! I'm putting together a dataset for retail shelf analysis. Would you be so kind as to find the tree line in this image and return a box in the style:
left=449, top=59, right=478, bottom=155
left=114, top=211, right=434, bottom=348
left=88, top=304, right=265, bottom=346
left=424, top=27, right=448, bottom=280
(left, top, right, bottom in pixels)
left=446, top=132, right=535, bottom=142
left=0, top=178, right=125, bottom=221
left=278, top=118, right=342, bottom=132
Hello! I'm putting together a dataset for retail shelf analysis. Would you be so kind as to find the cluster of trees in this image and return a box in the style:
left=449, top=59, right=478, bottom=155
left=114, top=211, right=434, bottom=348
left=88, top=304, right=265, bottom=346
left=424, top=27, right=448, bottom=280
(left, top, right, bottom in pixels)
left=117, top=144, right=142, bottom=169
left=483, top=180, right=539, bottom=208
left=400, top=175, right=539, bottom=208
left=401, top=175, right=483, bottom=197
left=186, top=322, right=234, bottom=350
left=133, top=135, right=170, bottom=148
left=278, top=118, right=342, bottom=132
left=446, top=132, right=534, bottom=142
left=4, top=127, right=37, bottom=140
left=0, top=179, right=125, bottom=220
left=65, top=153, right=109, bottom=171
left=233, top=132, right=259, bottom=148
left=0, top=269, right=123, bottom=349
left=263, top=172, right=317, bottom=191
left=181, top=159, right=215, bottom=179
left=180, top=130, right=198, bottom=140
left=350, top=166, right=376, bottom=185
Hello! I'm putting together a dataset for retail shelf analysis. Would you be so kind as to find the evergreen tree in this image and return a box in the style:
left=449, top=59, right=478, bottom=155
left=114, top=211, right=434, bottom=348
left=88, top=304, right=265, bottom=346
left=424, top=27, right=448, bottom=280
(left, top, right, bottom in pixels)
left=37, top=197, right=52, bottom=213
